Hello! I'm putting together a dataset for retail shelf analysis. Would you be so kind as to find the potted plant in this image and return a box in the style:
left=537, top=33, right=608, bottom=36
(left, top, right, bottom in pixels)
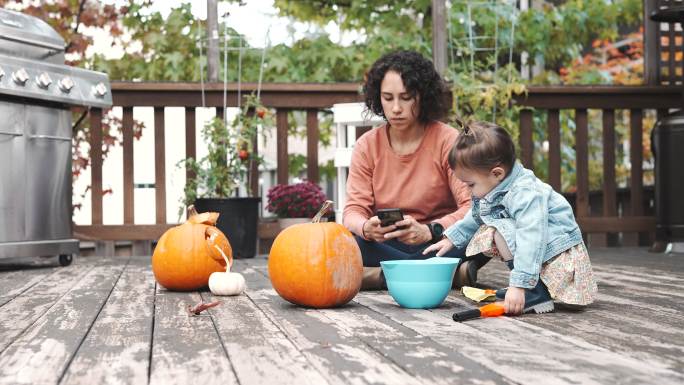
left=266, top=181, right=328, bottom=229
left=179, top=95, right=270, bottom=258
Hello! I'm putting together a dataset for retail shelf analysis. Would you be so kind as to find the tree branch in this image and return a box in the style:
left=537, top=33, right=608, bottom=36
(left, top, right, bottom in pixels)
left=72, top=108, right=89, bottom=134
left=64, top=0, right=87, bottom=53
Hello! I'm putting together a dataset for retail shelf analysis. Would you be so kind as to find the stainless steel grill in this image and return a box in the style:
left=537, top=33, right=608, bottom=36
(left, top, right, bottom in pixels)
left=0, top=8, right=112, bottom=265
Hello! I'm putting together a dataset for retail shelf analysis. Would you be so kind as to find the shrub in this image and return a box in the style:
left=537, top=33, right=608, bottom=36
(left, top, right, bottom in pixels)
left=266, top=181, right=327, bottom=218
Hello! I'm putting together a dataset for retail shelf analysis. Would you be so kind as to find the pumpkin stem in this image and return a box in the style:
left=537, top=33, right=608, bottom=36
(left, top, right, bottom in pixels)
left=188, top=205, right=199, bottom=218
left=312, top=200, right=333, bottom=223
left=214, top=245, right=231, bottom=272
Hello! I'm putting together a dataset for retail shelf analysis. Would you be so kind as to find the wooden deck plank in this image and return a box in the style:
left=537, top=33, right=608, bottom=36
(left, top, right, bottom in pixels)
left=0, top=258, right=127, bottom=385
left=234, top=260, right=426, bottom=385
left=439, top=296, right=682, bottom=384
left=471, top=256, right=684, bottom=375
left=316, top=304, right=507, bottom=384
left=149, top=287, right=237, bottom=385
left=201, top=284, right=329, bottom=384
left=0, top=262, right=96, bottom=354
left=0, top=265, right=61, bottom=307
left=479, top=259, right=684, bottom=315
left=240, top=260, right=508, bottom=385
left=354, top=291, right=578, bottom=385
left=60, top=256, right=155, bottom=385
left=478, top=259, right=684, bottom=319
left=0, top=249, right=681, bottom=384
left=356, top=289, right=682, bottom=385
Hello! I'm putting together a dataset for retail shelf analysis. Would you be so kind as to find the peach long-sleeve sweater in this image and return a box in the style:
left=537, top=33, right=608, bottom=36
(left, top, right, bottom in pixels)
left=343, top=121, right=472, bottom=238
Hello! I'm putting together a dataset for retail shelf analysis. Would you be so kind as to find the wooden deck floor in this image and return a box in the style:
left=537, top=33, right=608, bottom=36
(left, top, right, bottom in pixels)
left=0, top=248, right=682, bottom=385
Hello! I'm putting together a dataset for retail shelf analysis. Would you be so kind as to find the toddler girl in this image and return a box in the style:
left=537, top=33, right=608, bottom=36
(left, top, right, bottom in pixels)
left=424, top=121, right=597, bottom=315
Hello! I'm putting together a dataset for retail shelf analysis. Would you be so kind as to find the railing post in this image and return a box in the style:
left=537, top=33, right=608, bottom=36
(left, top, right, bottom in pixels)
left=154, top=107, right=166, bottom=224
left=630, top=109, right=644, bottom=217
left=89, top=108, right=103, bottom=226
left=185, top=107, right=196, bottom=198
left=249, top=126, right=259, bottom=198
left=602, top=109, right=618, bottom=245
left=276, top=108, right=289, bottom=185
left=306, top=109, right=319, bottom=183
left=547, top=109, right=561, bottom=192
left=630, top=108, right=648, bottom=245
left=519, top=109, right=534, bottom=169
left=574, top=108, right=589, bottom=220
left=122, top=107, right=134, bottom=225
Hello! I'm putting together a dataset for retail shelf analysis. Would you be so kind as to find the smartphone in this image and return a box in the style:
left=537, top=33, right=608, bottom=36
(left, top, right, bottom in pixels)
left=376, top=208, right=404, bottom=227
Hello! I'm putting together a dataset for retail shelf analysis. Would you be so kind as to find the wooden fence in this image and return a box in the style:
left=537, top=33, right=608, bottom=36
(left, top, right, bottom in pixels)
left=74, top=83, right=684, bottom=252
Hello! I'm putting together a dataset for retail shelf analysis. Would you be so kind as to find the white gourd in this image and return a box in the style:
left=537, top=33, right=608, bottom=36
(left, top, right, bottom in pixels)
left=209, top=245, right=246, bottom=296
left=209, top=271, right=246, bottom=295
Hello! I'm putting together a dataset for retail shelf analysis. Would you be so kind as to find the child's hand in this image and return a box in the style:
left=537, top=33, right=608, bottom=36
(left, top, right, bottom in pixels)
left=504, top=287, right=525, bottom=315
left=422, top=238, right=454, bottom=257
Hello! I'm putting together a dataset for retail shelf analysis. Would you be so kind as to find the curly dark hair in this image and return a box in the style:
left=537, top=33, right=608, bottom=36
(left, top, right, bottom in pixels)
left=363, top=50, right=448, bottom=123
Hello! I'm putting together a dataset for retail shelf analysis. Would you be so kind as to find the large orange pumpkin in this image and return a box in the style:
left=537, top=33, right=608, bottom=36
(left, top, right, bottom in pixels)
left=152, top=207, right=233, bottom=291
left=268, top=201, right=362, bottom=308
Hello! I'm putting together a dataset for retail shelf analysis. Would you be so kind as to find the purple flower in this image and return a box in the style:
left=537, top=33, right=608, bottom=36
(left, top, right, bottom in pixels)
left=266, top=181, right=327, bottom=218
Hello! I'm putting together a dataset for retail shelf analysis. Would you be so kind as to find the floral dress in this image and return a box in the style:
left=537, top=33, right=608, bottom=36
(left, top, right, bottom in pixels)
left=465, top=225, right=598, bottom=306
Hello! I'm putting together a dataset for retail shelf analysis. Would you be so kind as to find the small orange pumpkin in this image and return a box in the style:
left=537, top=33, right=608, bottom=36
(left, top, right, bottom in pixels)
left=268, top=201, right=363, bottom=308
left=152, top=206, right=233, bottom=291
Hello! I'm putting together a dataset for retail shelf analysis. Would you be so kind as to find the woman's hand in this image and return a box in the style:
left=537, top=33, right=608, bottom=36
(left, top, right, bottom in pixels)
left=362, top=217, right=397, bottom=243
left=384, top=215, right=432, bottom=245
left=422, top=238, right=454, bottom=256
left=504, top=287, right=526, bottom=315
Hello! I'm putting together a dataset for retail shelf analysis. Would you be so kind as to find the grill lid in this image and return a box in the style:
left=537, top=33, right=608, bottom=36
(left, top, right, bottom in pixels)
left=0, top=8, right=64, bottom=63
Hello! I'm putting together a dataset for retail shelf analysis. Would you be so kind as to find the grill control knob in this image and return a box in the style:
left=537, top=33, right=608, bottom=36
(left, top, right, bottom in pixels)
left=12, top=68, right=29, bottom=85
left=36, top=72, right=52, bottom=89
left=58, top=77, right=74, bottom=93
left=93, top=82, right=108, bottom=98
left=0, top=67, right=4, bottom=80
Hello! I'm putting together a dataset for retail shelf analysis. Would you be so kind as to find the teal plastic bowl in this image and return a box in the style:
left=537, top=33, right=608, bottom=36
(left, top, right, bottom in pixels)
left=380, top=257, right=460, bottom=309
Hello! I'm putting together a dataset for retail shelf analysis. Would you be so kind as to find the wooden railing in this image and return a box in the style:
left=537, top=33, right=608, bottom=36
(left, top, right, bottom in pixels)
left=73, top=82, right=363, bottom=252
left=515, top=86, right=684, bottom=246
left=74, top=83, right=683, bottom=251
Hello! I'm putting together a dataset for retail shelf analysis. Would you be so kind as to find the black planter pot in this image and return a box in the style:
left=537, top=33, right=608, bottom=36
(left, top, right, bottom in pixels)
left=194, top=197, right=260, bottom=259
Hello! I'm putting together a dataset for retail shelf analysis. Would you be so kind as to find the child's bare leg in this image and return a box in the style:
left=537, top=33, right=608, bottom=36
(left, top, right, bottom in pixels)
left=493, top=230, right=513, bottom=261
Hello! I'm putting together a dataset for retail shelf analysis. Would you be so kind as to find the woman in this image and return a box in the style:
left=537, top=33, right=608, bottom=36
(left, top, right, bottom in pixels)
left=343, top=50, right=488, bottom=289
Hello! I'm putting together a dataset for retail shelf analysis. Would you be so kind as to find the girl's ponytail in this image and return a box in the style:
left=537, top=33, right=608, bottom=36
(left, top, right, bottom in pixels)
left=448, top=120, right=516, bottom=174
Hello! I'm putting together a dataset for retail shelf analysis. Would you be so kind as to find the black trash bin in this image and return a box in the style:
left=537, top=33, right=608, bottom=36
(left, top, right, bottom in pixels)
left=650, top=7, right=684, bottom=245
left=194, top=197, right=261, bottom=258
left=652, top=111, right=684, bottom=243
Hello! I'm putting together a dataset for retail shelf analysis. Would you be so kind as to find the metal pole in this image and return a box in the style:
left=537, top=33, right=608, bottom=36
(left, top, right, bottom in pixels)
left=520, top=0, right=529, bottom=80
left=493, top=5, right=499, bottom=122
left=222, top=20, right=228, bottom=121
left=198, top=33, right=206, bottom=108
left=206, top=0, right=219, bottom=82
left=431, top=0, right=448, bottom=76
left=467, top=3, right=474, bottom=77
left=237, top=36, right=242, bottom=111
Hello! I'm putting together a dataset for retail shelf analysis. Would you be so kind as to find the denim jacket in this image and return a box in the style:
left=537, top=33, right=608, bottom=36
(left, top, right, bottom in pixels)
left=444, top=162, right=583, bottom=289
